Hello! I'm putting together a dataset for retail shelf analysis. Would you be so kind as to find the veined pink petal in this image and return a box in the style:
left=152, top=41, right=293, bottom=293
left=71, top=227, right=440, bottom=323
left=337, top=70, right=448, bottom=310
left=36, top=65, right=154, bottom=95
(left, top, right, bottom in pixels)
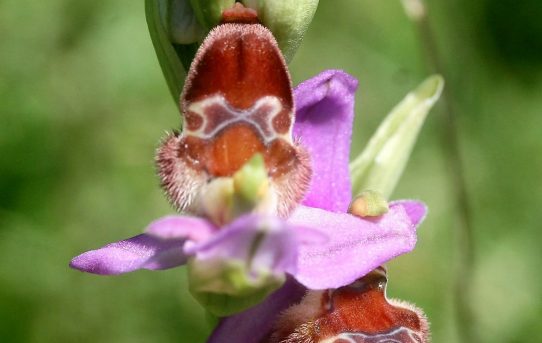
left=69, top=234, right=188, bottom=275
left=294, top=70, right=358, bottom=213
left=70, top=216, right=216, bottom=275
left=287, top=201, right=426, bottom=289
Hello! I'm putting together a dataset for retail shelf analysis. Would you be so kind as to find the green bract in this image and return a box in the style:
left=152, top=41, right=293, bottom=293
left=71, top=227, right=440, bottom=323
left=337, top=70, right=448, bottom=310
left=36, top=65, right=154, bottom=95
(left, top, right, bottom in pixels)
left=350, top=75, right=444, bottom=198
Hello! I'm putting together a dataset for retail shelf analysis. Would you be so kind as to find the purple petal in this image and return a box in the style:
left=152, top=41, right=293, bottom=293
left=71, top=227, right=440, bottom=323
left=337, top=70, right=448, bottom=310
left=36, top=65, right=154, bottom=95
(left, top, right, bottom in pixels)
left=70, top=216, right=216, bottom=275
left=294, top=70, right=359, bottom=212
left=287, top=201, right=427, bottom=289
left=186, top=215, right=317, bottom=276
left=208, top=278, right=307, bottom=343
left=390, top=200, right=428, bottom=226
left=69, top=234, right=188, bottom=275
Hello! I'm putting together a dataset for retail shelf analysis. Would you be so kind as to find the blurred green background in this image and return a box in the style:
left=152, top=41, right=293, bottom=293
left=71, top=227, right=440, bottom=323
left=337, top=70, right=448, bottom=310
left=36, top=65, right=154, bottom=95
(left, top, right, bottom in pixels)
left=1, top=1, right=541, bottom=342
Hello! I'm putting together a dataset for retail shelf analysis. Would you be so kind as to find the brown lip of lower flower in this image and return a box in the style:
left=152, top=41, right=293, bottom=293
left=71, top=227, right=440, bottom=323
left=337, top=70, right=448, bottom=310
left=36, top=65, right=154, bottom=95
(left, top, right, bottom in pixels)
left=267, top=267, right=430, bottom=343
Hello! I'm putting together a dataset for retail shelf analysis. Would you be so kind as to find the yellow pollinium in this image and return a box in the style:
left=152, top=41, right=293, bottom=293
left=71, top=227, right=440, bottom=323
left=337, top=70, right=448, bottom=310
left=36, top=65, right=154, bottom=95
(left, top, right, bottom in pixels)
left=349, top=190, right=389, bottom=218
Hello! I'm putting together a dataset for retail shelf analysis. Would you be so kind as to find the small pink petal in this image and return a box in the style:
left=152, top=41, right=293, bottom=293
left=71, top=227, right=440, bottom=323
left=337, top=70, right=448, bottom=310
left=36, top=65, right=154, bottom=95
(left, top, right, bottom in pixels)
left=70, top=216, right=216, bottom=275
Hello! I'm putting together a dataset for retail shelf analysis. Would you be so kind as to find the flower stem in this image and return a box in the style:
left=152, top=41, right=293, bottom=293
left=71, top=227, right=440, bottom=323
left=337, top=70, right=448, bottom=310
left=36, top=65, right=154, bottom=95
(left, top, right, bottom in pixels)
left=401, top=0, right=478, bottom=341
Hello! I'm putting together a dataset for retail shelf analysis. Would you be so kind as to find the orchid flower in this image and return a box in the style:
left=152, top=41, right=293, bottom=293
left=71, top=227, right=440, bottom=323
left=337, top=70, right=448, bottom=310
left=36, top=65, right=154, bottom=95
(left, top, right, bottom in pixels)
left=70, top=69, right=426, bottom=315
left=71, top=5, right=428, bottom=321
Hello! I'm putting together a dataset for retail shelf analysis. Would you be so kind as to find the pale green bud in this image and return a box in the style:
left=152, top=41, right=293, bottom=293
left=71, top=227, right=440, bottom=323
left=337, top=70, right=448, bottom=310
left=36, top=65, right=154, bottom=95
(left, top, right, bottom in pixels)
left=349, top=75, right=444, bottom=198
left=241, top=0, right=319, bottom=62
left=190, top=0, right=319, bottom=62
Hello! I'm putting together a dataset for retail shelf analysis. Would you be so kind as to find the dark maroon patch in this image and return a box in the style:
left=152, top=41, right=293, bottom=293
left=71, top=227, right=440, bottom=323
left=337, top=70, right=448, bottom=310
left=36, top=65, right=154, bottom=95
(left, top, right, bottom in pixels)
left=184, top=110, right=204, bottom=131
left=272, top=108, right=292, bottom=134
left=201, top=103, right=237, bottom=135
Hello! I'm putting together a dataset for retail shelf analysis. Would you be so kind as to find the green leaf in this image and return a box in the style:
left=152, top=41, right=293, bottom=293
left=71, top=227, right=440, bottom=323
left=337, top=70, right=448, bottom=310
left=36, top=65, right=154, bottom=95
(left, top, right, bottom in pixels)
left=349, top=75, right=444, bottom=198
left=145, top=0, right=187, bottom=106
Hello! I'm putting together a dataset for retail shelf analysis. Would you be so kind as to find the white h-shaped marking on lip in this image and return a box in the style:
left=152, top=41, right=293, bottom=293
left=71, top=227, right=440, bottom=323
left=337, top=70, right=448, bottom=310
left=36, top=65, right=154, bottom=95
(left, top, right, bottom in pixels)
left=185, top=95, right=292, bottom=143
left=319, top=327, right=422, bottom=343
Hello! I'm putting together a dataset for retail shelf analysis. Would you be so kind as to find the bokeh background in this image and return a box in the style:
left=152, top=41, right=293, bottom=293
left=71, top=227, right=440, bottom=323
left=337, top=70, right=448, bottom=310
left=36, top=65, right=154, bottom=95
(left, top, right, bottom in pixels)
left=1, top=1, right=541, bottom=342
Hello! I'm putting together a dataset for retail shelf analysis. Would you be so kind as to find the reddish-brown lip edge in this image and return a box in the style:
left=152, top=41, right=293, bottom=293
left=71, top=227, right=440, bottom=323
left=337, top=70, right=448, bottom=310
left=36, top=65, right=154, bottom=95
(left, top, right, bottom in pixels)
left=268, top=267, right=430, bottom=343
left=156, top=10, right=311, bottom=216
